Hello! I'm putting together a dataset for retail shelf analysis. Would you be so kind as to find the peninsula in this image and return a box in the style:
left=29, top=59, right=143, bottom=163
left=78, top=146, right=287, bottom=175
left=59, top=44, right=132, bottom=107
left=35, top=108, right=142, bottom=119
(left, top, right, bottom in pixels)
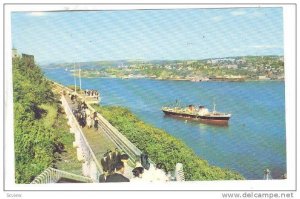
left=49, top=55, right=285, bottom=82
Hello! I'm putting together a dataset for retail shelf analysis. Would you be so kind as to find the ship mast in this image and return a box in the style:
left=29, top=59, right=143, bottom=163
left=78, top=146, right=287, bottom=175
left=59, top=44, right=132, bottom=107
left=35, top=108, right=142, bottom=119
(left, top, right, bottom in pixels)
left=79, top=65, right=82, bottom=90
left=263, top=168, right=272, bottom=180
left=74, top=62, right=77, bottom=94
left=213, top=98, right=216, bottom=113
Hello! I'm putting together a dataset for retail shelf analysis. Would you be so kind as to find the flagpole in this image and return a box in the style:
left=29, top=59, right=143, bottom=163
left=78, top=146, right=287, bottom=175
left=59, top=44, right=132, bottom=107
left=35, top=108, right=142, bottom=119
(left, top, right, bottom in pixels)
left=79, top=66, right=82, bottom=90
left=74, top=62, right=77, bottom=94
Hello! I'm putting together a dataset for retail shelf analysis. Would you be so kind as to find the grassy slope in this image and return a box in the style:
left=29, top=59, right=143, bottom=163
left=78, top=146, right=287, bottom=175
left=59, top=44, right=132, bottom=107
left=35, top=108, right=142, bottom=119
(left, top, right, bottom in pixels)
left=50, top=87, right=82, bottom=175
left=53, top=111, right=82, bottom=175
left=38, top=102, right=82, bottom=175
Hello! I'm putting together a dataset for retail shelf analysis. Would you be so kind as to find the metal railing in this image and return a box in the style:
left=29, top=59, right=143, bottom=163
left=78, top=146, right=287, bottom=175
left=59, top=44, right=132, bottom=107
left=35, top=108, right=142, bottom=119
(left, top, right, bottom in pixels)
left=51, top=81, right=101, bottom=104
left=31, top=167, right=93, bottom=184
left=86, top=104, right=144, bottom=165
left=50, top=81, right=73, bottom=93
left=175, top=163, right=185, bottom=181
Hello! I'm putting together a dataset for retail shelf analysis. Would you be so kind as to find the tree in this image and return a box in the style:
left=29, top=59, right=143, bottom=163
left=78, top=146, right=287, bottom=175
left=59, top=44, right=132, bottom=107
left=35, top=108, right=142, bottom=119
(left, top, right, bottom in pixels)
left=13, top=57, right=61, bottom=183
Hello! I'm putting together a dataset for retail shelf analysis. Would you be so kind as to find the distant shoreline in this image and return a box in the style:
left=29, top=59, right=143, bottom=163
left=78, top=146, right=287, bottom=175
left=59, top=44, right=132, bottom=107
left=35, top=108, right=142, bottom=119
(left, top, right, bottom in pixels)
left=72, top=73, right=284, bottom=82
left=43, top=55, right=285, bottom=82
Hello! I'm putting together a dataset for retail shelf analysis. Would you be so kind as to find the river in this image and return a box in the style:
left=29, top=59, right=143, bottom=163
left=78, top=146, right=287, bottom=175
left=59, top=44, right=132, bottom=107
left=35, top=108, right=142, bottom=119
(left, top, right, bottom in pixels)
left=43, top=68, right=286, bottom=180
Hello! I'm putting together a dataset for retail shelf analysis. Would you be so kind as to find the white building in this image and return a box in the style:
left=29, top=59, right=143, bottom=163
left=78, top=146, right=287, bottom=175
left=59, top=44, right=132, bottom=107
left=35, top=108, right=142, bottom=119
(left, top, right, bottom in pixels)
left=12, top=48, right=18, bottom=58
left=258, top=75, right=270, bottom=80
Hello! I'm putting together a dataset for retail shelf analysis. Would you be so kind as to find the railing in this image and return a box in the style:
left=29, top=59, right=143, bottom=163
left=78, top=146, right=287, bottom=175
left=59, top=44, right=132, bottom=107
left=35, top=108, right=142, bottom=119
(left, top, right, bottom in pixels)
left=51, top=81, right=101, bottom=104
left=50, top=81, right=73, bottom=93
left=31, top=167, right=93, bottom=184
left=175, top=163, right=185, bottom=181
left=61, top=95, right=103, bottom=181
left=86, top=104, right=145, bottom=165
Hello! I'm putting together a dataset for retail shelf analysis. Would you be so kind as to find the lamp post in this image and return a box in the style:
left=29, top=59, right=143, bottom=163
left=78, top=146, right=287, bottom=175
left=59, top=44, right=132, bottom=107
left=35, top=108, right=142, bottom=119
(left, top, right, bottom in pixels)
left=79, top=66, right=82, bottom=91
left=74, top=62, right=77, bottom=94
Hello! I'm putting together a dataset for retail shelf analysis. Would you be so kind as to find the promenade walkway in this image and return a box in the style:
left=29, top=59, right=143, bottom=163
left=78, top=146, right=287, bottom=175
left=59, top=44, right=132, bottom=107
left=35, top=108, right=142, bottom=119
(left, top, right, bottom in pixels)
left=64, top=94, right=117, bottom=164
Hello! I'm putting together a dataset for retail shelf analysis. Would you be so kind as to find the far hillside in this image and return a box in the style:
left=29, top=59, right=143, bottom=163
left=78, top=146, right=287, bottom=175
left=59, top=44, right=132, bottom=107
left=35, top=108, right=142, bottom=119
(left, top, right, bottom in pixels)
left=43, top=55, right=284, bottom=81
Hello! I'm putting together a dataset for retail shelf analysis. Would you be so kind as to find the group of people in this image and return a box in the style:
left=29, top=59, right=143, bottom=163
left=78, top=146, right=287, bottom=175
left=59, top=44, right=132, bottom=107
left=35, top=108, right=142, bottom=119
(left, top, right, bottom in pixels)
left=100, top=150, right=169, bottom=183
left=99, top=148, right=131, bottom=182
left=131, top=154, right=169, bottom=182
left=72, top=101, right=100, bottom=130
left=84, top=89, right=99, bottom=97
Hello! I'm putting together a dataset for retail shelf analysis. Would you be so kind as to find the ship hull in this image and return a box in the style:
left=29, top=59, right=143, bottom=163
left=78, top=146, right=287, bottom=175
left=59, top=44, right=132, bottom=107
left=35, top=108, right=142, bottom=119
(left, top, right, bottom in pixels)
left=162, top=110, right=230, bottom=124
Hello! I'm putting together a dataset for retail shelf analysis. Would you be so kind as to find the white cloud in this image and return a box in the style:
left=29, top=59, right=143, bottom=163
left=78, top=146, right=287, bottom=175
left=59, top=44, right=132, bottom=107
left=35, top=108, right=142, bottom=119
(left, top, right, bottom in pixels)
left=250, top=11, right=265, bottom=18
left=231, top=11, right=246, bottom=16
left=251, top=45, right=282, bottom=49
left=211, top=16, right=223, bottom=22
left=29, top=12, right=47, bottom=17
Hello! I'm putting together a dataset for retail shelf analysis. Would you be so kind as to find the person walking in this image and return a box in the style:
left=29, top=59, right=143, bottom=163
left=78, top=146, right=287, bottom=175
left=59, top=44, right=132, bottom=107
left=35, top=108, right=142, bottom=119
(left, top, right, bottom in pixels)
left=94, top=114, right=99, bottom=130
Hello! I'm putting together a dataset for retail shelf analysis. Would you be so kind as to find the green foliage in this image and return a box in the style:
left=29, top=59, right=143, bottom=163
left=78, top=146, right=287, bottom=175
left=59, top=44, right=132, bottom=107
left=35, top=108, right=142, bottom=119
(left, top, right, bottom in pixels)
left=13, top=57, right=67, bottom=183
left=52, top=110, right=83, bottom=175
left=39, top=104, right=58, bottom=128
left=92, top=105, right=244, bottom=180
left=78, top=56, right=284, bottom=80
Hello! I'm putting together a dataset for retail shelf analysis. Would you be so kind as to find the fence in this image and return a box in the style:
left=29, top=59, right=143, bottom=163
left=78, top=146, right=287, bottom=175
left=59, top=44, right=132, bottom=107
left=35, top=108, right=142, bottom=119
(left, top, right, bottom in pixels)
left=61, top=95, right=103, bottom=181
left=31, top=167, right=93, bottom=184
left=86, top=103, right=148, bottom=166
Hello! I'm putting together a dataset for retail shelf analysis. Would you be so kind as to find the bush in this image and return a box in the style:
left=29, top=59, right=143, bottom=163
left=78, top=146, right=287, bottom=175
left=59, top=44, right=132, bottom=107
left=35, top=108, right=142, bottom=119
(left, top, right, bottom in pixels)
left=13, top=57, right=65, bottom=183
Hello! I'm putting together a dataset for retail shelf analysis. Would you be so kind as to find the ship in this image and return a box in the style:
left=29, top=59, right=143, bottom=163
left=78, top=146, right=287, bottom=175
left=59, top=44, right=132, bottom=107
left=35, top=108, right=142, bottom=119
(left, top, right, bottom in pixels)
left=162, top=102, right=231, bottom=124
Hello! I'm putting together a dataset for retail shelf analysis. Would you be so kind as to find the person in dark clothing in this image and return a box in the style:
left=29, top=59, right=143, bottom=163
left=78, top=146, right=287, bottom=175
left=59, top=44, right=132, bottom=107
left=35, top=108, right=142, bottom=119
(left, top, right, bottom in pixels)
left=74, top=109, right=80, bottom=121
left=80, top=114, right=86, bottom=128
left=131, top=167, right=145, bottom=182
left=141, top=153, right=150, bottom=170
left=77, top=102, right=82, bottom=110
left=71, top=95, right=75, bottom=104
left=156, top=163, right=167, bottom=173
left=105, top=161, right=130, bottom=182
left=101, top=156, right=109, bottom=173
left=93, top=111, right=97, bottom=118
left=82, top=101, right=88, bottom=109
left=94, top=115, right=99, bottom=130
left=81, top=110, right=87, bottom=126
left=106, top=150, right=114, bottom=174
left=112, top=148, right=121, bottom=164
left=99, top=173, right=106, bottom=183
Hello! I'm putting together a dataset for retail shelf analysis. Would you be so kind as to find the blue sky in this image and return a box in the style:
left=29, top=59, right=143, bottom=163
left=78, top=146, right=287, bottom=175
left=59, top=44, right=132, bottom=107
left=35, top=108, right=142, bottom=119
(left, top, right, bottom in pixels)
left=11, top=8, right=283, bottom=64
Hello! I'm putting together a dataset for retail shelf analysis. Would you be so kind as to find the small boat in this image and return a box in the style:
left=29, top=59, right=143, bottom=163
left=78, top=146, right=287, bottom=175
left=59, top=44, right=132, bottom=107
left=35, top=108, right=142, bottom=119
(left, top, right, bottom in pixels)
left=162, top=102, right=231, bottom=124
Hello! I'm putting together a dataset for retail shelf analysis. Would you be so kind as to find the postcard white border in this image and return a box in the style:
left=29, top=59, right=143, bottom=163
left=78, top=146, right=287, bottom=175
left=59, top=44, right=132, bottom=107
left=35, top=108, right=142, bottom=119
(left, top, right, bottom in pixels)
left=3, top=2, right=297, bottom=192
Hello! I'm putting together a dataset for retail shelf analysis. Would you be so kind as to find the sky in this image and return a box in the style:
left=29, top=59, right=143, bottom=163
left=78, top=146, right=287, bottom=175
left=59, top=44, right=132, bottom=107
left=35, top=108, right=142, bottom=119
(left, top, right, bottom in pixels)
left=11, top=8, right=283, bottom=64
